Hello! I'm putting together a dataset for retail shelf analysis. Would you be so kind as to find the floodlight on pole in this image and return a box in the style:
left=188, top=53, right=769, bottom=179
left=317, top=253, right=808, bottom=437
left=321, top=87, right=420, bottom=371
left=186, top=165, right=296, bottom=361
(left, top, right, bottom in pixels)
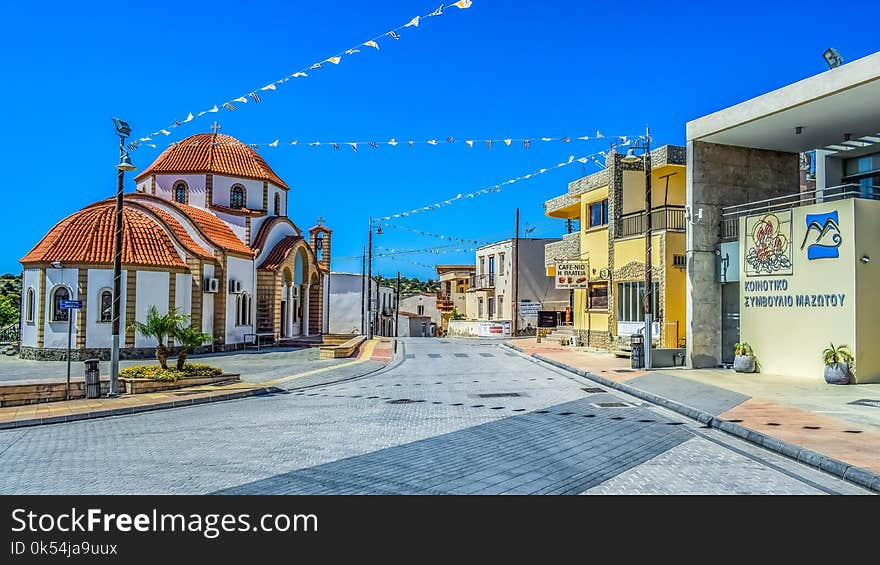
left=823, top=47, right=843, bottom=69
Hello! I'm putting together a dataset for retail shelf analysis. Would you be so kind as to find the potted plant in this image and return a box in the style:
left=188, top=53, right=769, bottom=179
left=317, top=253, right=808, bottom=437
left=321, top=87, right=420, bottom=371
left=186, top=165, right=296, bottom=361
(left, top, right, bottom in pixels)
left=733, top=342, right=756, bottom=373
left=822, top=343, right=854, bottom=385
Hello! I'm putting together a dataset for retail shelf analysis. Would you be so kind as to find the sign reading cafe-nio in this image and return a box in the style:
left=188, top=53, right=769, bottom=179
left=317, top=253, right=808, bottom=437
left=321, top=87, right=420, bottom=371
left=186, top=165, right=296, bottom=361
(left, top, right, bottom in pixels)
left=554, top=261, right=589, bottom=289
left=742, top=278, right=846, bottom=308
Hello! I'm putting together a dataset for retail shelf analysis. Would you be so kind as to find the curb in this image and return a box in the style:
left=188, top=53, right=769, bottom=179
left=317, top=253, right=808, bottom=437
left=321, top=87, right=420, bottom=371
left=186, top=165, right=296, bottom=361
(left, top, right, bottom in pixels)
left=0, top=386, right=283, bottom=431
left=500, top=342, right=880, bottom=494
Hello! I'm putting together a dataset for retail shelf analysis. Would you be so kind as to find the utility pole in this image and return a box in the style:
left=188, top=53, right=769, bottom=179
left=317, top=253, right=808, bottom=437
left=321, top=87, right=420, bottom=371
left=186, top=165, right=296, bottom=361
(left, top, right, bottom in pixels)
left=367, top=221, right=373, bottom=339
left=512, top=208, right=519, bottom=336
left=395, top=271, right=401, bottom=338
left=360, top=246, right=366, bottom=335
left=643, top=126, right=653, bottom=370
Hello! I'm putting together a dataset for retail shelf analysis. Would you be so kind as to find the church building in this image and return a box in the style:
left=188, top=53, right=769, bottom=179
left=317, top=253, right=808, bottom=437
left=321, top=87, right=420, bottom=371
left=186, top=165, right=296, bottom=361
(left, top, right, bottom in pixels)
left=19, top=130, right=331, bottom=360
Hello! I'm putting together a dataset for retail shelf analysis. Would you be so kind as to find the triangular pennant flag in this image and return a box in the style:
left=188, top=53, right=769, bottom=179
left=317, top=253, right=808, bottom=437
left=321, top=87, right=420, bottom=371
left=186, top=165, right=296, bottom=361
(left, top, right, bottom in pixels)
left=146, top=144, right=156, bottom=148
left=326, top=56, right=341, bottom=65
left=486, top=140, right=492, bottom=149
left=561, top=137, right=571, bottom=143
left=364, top=40, right=379, bottom=50
left=261, top=83, right=277, bottom=91
left=139, top=137, right=152, bottom=142
left=159, top=129, right=171, bottom=135
left=348, top=143, right=358, bottom=152
left=504, top=139, right=511, bottom=146
left=183, top=113, right=194, bottom=123
left=405, top=16, right=420, bottom=27
left=446, top=136, right=454, bottom=143
left=568, top=155, right=574, bottom=163
left=388, top=138, right=398, bottom=146
left=596, top=131, right=604, bottom=138
left=197, top=110, right=209, bottom=117
left=429, top=4, right=445, bottom=16
left=344, top=48, right=360, bottom=55
left=331, top=143, right=340, bottom=150
left=541, top=137, right=552, bottom=142
left=309, top=63, right=323, bottom=70
left=290, top=141, right=298, bottom=145
left=523, top=139, right=531, bottom=149
left=407, top=140, right=414, bottom=147
left=427, top=139, right=438, bottom=145
left=539, top=168, right=547, bottom=173
left=388, top=30, right=400, bottom=40
left=234, top=96, right=248, bottom=103
left=578, top=136, right=589, bottom=140
left=453, top=0, right=472, bottom=7
left=292, top=72, right=308, bottom=78
left=369, top=141, right=379, bottom=148
left=577, top=157, right=588, bottom=163
left=309, top=142, right=321, bottom=146
left=248, top=92, right=261, bottom=103
left=466, top=140, right=474, bottom=147
left=269, top=140, right=279, bottom=147
left=209, top=105, right=219, bottom=113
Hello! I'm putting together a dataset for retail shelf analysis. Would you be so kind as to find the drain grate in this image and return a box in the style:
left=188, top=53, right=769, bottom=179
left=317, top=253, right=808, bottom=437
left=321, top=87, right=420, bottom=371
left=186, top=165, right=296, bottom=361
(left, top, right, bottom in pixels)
left=478, top=392, right=522, bottom=398
left=479, top=353, right=495, bottom=358
left=454, top=353, right=469, bottom=358
left=427, top=353, right=442, bottom=358
left=593, top=402, right=631, bottom=408
left=582, top=387, right=606, bottom=393
left=387, top=399, right=419, bottom=404
left=172, top=391, right=203, bottom=396
left=613, top=369, right=636, bottom=373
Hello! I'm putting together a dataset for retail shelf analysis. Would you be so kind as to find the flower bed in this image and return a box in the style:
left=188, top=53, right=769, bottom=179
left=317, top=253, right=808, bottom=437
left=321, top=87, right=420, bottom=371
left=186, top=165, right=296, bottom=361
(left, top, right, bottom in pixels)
left=120, top=363, right=223, bottom=383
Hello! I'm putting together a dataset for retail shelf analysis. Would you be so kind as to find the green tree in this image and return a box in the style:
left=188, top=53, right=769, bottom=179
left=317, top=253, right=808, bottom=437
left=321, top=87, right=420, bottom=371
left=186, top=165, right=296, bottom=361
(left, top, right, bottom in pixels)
left=127, top=306, right=188, bottom=369
left=173, top=325, right=213, bottom=370
left=0, top=295, right=18, bottom=327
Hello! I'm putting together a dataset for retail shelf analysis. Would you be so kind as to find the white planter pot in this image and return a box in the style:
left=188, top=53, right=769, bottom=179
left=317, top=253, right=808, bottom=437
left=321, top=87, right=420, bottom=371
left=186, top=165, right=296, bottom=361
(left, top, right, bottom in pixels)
left=824, top=362, right=851, bottom=385
left=733, top=355, right=756, bottom=373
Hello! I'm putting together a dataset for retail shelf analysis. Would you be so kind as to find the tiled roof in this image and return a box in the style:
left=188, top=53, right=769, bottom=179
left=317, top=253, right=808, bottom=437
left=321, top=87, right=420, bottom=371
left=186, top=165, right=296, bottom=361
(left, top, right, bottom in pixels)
left=257, top=235, right=301, bottom=271
left=250, top=217, right=301, bottom=255
left=398, top=310, right=429, bottom=318
left=210, top=203, right=267, bottom=217
left=135, top=133, right=289, bottom=189
left=435, top=264, right=475, bottom=272
left=21, top=203, right=186, bottom=269
left=128, top=195, right=254, bottom=257
left=136, top=204, right=214, bottom=260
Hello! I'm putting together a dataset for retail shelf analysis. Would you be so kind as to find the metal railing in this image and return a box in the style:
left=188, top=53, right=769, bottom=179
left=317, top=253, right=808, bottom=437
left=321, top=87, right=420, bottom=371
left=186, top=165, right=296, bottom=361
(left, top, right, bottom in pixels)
left=436, top=293, right=455, bottom=311
left=0, top=323, right=20, bottom=344
left=719, top=183, right=878, bottom=241
left=615, top=206, right=686, bottom=238
left=470, top=273, right=495, bottom=289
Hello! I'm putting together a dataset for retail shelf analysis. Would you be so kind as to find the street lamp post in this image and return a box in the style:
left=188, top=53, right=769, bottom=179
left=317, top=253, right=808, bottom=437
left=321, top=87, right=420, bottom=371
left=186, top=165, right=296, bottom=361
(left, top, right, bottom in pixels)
left=110, top=118, right=136, bottom=397
left=366, top=217, right=383, bottom=339
left=622, top=126, right=653, bottom=369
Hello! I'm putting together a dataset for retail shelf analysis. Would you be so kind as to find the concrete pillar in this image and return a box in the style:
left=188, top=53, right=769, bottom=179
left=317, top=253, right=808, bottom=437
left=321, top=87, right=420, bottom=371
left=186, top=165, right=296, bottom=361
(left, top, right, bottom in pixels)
left=302, top=283, right=311, bottom=337
left=686, top=140, right=799, bottom=368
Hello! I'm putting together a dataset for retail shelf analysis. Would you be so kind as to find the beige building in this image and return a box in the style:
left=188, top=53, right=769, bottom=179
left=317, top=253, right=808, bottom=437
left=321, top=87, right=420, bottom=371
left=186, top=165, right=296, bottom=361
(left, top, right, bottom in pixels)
left=435, top=265, right=474, bottom=335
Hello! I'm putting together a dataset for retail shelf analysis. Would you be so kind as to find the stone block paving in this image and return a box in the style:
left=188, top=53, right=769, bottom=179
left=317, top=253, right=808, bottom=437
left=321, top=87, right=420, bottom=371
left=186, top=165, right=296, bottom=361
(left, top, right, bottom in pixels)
left=0, top=337, right=870, bottom=495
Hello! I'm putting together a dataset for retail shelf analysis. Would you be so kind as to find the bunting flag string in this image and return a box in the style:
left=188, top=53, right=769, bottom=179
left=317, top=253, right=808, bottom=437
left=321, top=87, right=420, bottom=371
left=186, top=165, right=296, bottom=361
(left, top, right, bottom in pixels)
left=378, top=223, right=491, bottom=245
left=375, top=150, right=608, bottom=221
left=188, top=131, right=634, bottom=153
left=132, top=2, right=474, bottom=149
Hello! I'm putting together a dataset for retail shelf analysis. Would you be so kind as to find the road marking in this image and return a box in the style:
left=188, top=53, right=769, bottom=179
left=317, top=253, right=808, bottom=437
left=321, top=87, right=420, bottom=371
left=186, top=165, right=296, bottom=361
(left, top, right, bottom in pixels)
left=262, top=340, right=379, bottom=386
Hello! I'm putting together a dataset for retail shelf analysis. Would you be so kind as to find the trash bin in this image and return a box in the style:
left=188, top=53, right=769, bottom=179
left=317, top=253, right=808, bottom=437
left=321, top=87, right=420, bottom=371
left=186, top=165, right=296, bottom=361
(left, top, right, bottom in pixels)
left=630, top=334, right=644, bottom=369
left=84, top=358, right=101, bottom=399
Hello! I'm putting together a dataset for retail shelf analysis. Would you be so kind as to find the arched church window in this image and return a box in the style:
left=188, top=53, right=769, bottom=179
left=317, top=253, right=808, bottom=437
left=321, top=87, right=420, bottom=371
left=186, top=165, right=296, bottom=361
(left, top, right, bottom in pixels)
left=174, top=181, right=188, bottom=204
left=25, top=288, right=35, bottom=323
left=231, top=184, right=246, bottom=209
left=50, top=286, right=70, bottom=322
left=274, top=193, right=281, bottom=216
left=236, top=294, right=252, bottom=326
left=99, top=290, right=113, bottom=323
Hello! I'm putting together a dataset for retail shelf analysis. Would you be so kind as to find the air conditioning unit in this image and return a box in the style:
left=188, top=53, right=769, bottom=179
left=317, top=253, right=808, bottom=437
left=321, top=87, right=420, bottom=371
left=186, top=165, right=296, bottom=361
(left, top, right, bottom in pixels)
left=229, top=280, right=243, bottom=294
left=204, top=278, right=219, bottom=293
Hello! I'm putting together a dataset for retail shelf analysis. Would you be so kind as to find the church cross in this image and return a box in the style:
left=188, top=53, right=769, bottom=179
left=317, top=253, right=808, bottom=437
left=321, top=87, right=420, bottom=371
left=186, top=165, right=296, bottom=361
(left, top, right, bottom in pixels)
left=210, top=121, right=222, bottom=134
left=316, top=216, right=325, bottom=226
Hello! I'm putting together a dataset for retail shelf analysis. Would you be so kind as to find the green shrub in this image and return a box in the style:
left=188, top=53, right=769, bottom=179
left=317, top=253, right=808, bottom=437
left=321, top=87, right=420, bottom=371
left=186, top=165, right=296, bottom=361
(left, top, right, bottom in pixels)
left=119, top=363, right=223, bottom=382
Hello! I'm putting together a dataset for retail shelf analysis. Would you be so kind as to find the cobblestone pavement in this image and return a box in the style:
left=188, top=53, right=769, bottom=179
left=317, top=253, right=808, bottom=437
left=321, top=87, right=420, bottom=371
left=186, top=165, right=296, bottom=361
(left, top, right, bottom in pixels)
left=0, top=339, right=870, bottom=495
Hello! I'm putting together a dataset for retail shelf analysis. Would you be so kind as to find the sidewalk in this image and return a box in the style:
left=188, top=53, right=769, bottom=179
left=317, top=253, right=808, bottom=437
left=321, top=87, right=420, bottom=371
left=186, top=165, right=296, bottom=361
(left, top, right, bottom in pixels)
left=506, top=337, right=880, bottom=491
left=0, top=339, right=391, bottom=430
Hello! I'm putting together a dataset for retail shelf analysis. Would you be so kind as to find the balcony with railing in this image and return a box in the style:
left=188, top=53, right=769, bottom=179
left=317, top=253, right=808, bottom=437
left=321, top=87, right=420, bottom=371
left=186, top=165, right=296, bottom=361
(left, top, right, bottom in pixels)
left=470, top=273, right=495, bottom=290
left=436, top=292, right=455, bottom=312
left=614, top=206, right=686, bottom=238
left=719, top=183, right=878, bottom=241
left=544, top=192, right=580, bottom=218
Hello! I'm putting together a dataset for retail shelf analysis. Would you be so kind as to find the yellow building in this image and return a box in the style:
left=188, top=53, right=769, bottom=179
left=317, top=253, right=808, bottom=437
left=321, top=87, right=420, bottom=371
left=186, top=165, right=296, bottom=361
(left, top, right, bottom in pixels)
left=544, top=145, right=687, bottom=352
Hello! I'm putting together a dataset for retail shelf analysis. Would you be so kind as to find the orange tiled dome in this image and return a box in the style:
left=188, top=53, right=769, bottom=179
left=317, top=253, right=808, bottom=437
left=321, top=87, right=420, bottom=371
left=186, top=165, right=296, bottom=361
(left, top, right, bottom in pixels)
left=135, top=133, right=289, bottom=189
left=20, top=203, right=187, bottom=269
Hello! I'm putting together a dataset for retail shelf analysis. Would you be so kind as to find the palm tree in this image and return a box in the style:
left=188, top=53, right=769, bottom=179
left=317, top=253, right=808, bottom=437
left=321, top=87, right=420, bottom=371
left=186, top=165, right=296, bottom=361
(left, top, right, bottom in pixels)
left=127, top=305, right=188, bottom=369
left=174, top=324, right=212, bottom=370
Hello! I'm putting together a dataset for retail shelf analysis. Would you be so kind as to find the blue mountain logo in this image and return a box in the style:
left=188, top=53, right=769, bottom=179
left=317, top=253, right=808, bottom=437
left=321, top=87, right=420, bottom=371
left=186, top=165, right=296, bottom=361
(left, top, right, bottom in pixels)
left=800, top=210, right=841, bottom=260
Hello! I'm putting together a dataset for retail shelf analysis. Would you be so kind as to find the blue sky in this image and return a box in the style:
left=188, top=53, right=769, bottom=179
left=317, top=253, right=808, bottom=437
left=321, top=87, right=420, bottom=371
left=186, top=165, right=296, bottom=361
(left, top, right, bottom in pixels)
left=1, top=0, right=878, bottom=277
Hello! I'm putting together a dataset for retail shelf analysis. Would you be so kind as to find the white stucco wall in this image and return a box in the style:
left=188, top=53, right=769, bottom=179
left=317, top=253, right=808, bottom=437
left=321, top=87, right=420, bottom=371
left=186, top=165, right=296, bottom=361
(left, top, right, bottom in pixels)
left=86, top=269, right=128, bottom=349
left=20, top=269, right=40, bottom=347
left=175, top=273, right=192, bottom=317
left=400, top=294, right=441, bottom=326
left=254, top=219, right=297, bottom=265
left=154, top=173, right=207, bottom=208
left=225, top=256, right=255, bottom=343
left=212, top=175, right=263, bottom=210
left=268, top=184, right=286, bottom=216
left=134, top=271, right=170, bottom=348
left=328, top=273, right=369, bottom=335
left=211, top=210, right=248, bottom=245
left=42, top=267, right=81, bottom=349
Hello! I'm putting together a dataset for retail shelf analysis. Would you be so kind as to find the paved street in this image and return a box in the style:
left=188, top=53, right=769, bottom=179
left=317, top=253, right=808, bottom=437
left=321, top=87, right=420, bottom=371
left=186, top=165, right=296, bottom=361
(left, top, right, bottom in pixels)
left=0, top=339, right=870, bottom=495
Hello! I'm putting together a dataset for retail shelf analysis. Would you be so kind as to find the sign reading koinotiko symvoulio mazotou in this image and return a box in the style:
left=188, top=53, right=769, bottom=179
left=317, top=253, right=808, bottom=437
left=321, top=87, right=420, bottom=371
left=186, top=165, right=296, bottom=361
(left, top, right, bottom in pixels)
left=554, top=261, right=589, bottom=289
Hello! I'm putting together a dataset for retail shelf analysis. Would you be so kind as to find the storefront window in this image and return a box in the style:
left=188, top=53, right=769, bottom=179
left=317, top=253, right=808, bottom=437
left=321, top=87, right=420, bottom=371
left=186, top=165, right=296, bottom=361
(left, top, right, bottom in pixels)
left=588, top=282, right=608, bottom=310
left=616, top=281, right=659, bottom=322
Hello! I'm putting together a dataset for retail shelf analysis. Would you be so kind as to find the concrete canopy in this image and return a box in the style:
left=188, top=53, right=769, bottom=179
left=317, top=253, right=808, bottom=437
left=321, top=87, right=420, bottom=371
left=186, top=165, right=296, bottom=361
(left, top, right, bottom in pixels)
left=687, top=51, right=880, bottom=155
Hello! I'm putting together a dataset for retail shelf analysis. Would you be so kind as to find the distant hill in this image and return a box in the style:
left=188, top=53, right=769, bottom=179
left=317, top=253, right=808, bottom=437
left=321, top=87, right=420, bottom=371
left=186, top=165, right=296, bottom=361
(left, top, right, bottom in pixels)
left=375, top=274, right=439, bottom=297
left=0, top=273, right=21, bottom=327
